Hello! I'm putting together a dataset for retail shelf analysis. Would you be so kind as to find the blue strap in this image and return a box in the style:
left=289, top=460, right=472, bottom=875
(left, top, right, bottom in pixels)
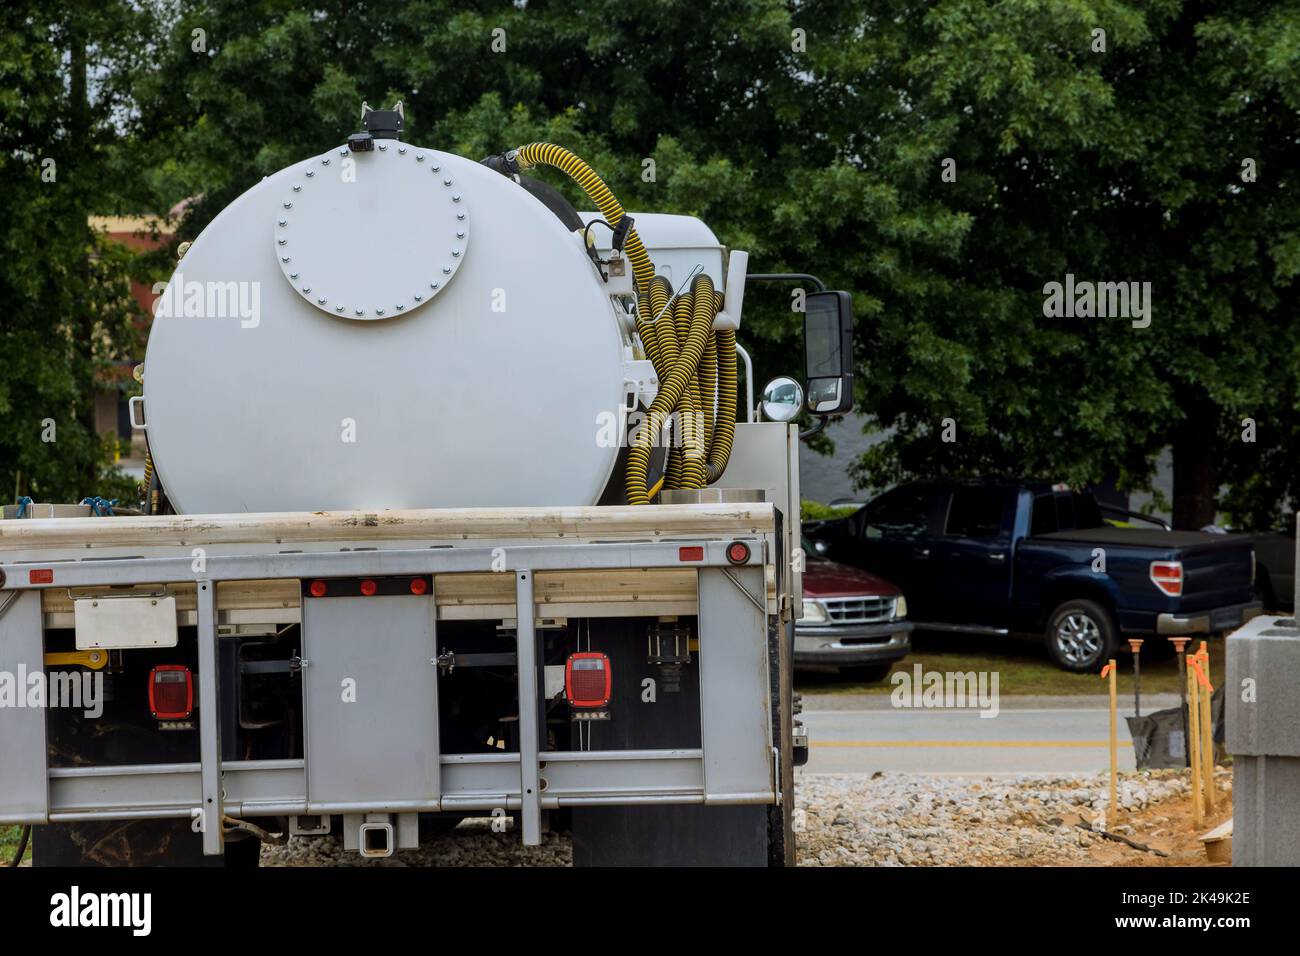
left=14, top=495, right=33, bottom=518
left=79, top=496, right=118, bottom=517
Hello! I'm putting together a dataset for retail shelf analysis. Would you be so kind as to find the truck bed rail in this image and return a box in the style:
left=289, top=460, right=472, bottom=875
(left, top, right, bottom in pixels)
left=0, top=503, right=776, bottom=551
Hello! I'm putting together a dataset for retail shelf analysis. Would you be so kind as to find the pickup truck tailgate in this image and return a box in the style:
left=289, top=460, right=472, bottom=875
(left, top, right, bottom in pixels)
left=1032, top=527, right=1255, bottom=611
left=1180, top=538, right=1255, bottom=609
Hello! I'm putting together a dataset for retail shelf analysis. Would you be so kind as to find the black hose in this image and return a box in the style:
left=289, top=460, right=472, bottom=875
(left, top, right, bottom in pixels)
left=6, top=825, right=30, bottom=866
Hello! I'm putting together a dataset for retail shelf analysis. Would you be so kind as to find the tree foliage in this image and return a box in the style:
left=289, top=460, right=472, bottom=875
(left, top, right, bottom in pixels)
left=0, top=3, right=155, bottom=503
left=4, top=1, right=1297, bottom=527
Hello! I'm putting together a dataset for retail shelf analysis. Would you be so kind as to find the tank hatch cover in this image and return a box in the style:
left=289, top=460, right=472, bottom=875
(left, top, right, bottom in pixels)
left=273, top=142, right=469, bottom=320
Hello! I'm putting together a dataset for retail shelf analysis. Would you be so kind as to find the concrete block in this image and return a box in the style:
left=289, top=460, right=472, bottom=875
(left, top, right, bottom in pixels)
left=1225, top=616, right=1300, bottom=757
left=1232, top=755, right=1300, bottom=866
left=1226, top=614, right=1300, bottom=866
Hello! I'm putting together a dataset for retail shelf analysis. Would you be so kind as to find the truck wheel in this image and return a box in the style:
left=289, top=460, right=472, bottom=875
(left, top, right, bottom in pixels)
left=1045, top=599, right=1117, bottom=673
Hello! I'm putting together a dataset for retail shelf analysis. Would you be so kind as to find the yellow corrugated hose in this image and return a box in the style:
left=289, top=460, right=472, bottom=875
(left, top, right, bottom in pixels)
left=512, top=143, right=737, bottom=504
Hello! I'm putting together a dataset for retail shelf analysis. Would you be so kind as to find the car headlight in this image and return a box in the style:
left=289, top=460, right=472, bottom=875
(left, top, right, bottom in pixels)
left=893, top=595, right=908, bottom=619
left=798, top=600, right=828, bottom=625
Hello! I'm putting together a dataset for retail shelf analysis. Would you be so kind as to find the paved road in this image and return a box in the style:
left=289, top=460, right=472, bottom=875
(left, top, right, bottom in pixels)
left=801, top=694, right=1183, bottom=775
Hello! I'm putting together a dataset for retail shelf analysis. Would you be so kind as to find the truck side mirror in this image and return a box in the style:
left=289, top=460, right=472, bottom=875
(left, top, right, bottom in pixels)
left=804, top=290, right=854, bottom=415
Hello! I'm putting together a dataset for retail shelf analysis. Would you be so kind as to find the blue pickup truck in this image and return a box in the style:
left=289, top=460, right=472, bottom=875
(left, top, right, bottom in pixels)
left=805, top=479, right=1261, bottom=671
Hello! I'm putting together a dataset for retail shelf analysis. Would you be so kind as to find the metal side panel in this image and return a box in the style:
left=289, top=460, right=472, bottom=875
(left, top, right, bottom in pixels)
left=302, top=592, right=439, bottom=807
left=697, top=567, right=773, bottom=800
left=711, top=420, right=800, bottom=618
left=0, top=591, right=48, bottom=822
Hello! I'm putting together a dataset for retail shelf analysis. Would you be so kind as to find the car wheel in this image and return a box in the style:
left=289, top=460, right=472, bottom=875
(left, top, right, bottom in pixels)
left=841, top=663, right=894, bottom=683
left=1045, top=599, right=1117, bottom=673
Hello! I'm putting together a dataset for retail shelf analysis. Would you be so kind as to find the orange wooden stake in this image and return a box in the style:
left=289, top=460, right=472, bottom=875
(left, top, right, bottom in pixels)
left=1101, top=660, right=1118, bottom=825
left=1186, top=656, right=1204, bottom=829
left=1193, top=648, right=1216, bottom=813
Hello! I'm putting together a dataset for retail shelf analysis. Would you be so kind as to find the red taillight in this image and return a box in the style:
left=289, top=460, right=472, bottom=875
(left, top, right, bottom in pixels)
left=29, top=568, right=54, bottom=585
left=1150, top=561, right=1183, bottom=597
left=360, top=579, right=378, bottom=596
left=409, top=578, right=428, bottom=595
left=149, top=665, right=193, bottom=720
left=678, top=546, right=704, bottom=562
left=309, top=579, right=328, bottom=598
left=565, top=652, right=611, bottom=708
left=727, top=541, right=751, bottom=565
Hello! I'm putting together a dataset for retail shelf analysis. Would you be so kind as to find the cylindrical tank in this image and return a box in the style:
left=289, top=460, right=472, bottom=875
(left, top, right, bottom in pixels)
left=143, top=142, right=629, bottom=514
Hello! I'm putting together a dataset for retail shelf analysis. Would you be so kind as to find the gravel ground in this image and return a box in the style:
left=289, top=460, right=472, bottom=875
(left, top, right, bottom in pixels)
left=261, top=818, right=572, bottom=866
left=260, top=769, right=1199, bottom=867
left=794, top=769, right=1197, bottom=867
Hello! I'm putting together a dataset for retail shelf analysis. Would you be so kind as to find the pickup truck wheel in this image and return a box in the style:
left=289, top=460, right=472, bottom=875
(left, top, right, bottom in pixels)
left=1045, top=599, right=1117, bottom=673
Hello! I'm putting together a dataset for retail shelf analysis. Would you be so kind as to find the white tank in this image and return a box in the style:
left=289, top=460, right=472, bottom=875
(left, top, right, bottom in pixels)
left=142, top=142, right=629, bottom=514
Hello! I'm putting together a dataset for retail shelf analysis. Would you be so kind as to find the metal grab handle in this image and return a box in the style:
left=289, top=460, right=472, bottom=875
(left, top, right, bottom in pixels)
left=128, top=395, right=147, bottom=430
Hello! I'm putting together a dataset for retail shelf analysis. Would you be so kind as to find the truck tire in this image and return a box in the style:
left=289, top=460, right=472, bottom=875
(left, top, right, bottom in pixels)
left=1045, top=599, right=1117, bottom=673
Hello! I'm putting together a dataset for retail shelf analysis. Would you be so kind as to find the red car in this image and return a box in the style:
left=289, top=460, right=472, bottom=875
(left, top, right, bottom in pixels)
left=797, top=538, right=912, bottom=681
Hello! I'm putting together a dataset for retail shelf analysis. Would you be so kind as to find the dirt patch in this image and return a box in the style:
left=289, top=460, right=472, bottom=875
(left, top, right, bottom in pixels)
left=1032, top=769, right=1232, bottom=866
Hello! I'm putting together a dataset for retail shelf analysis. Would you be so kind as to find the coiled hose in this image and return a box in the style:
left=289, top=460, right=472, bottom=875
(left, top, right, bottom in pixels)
left=511, top=143, right=737, bottom=504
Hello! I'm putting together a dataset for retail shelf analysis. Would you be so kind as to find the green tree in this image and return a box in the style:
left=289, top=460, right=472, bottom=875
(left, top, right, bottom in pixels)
left=793, top=0, right=1299, bottom=529
left=122, top=1, right=1300, bottom=530
left=0, top=2, right=155, bottom=504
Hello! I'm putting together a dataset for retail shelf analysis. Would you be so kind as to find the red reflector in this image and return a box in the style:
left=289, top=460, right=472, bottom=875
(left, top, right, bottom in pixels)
left=409, top=578, right=429, bottom=595
left=360, top=579, right=378, bottom=596
left=678, top=546, right=704, bottom=562
left=29, top=568, right=54, bottom=585
left=309, top=580, right=328, bottom=598
left=149, top=665, right=193, bottom=720
left=566, top=652, right=611, bottom=708
left=1150, top=561, right=1184, bottom=597
left=727, top=541, right=751, bottom=564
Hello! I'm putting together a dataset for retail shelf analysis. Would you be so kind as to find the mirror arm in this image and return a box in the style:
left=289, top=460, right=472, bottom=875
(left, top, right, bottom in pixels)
left=746, top=272, right=827, bottom=292
left=735, top=342, right=756, bottom=423
left=799, top=416, right=829, bottom=441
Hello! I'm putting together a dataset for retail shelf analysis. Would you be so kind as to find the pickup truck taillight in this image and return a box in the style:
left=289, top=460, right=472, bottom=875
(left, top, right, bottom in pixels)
left=1149, top=561, right=1183, bottom=597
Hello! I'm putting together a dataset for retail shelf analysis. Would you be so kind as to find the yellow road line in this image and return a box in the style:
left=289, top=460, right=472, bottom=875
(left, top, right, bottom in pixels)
left=811, top=740, right=1133, bottom=748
